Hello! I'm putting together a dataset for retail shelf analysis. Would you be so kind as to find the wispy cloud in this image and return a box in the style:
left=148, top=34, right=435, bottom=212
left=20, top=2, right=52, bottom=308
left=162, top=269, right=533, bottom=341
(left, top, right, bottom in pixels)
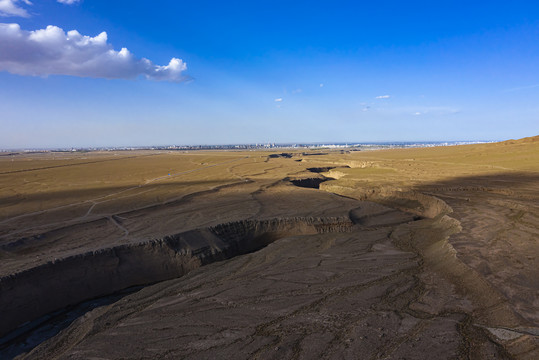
left=372, top=105, right=460, bottom=117
left=0, top=23, right=189, bottom=82
left=408, top=107, right=459, bottom=116
left=0, top=0, right=31, bottom=17
left=0, top=0, right=81, bottom=18
left=292, top=88, right=302, bottom=94
left=375, top=95, right=390, bottom=99
left=57, top=0, right=81, bottom=4
left=274, top=98, right=283, bottom=102
left=319, top=83, right=324, bottom=87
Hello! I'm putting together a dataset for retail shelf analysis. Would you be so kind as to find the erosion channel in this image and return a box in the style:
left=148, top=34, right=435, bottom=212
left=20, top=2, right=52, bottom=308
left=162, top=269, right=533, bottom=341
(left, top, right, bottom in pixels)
left=0, top=146, right=537, bottom=359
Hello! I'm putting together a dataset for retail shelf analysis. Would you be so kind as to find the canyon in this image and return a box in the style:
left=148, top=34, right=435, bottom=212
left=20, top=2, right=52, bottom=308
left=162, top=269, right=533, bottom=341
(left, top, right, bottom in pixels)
left=0, top=138, right=538, bottom=359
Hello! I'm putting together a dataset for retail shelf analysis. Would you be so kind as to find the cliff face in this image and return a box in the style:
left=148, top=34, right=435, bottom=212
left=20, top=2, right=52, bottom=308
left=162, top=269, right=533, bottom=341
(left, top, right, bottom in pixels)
left=0, top=217, right=354, bottom=337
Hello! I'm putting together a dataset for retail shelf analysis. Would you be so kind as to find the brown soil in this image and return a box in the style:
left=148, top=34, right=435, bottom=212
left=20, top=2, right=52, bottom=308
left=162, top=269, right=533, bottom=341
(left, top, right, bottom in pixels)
left=0, top=138, right=538, bottom=359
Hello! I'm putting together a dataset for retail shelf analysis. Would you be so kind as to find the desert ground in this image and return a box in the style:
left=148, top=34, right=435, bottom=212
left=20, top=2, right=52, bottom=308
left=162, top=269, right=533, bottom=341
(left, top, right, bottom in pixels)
left=0, top=137, right=538, bottom=359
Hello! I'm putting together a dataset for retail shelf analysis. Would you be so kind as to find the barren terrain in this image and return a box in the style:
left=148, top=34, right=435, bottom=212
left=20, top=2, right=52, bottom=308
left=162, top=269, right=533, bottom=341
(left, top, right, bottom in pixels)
left=0, top=137, right=538, bottom=359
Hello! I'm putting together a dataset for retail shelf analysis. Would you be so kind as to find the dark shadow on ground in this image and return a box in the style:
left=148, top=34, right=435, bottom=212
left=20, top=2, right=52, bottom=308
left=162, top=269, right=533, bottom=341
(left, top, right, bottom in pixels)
left=0, top=285, right=144, bottom=359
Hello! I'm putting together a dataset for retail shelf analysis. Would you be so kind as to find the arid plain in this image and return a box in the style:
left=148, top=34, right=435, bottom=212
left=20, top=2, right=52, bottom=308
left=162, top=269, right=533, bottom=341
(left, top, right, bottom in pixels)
left=0, top=137, right=538, bottom=359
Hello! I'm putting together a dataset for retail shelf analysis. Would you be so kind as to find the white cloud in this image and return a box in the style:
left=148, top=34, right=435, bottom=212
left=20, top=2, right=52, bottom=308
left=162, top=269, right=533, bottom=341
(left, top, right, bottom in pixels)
left=0, top=23, right=188, bottom=82
left=375, top=95, right=390, bottom=99
left=57, top=0, right=80, bottom=4
left=274, top=98, right=283, bottom=102
left=319, top=83, right=324, bottom=87
left=0, top=0, right=31, bottom=17
left=414, top=112, right=422, bottom=115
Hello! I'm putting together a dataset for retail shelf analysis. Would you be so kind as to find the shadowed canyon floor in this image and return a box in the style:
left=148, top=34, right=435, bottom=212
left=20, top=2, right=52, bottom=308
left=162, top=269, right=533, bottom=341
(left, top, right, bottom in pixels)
left=0, top=137, right=538, bottom=359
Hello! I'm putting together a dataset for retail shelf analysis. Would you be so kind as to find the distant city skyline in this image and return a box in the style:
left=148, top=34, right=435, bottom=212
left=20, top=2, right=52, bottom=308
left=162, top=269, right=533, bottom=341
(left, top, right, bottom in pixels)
left=1, top=1, right=538, bottom=148
left=0, top=140, right=498, bottom=152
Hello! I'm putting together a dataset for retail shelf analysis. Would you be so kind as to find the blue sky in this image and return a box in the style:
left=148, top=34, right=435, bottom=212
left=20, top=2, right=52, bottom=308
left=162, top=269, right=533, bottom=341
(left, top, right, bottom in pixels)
left=1, top=0, right=538, bottom=148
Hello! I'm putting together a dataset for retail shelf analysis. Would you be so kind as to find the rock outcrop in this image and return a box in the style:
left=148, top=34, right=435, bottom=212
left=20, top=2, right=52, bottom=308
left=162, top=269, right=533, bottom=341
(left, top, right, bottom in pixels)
left=0, top=217, right=353, bottom=338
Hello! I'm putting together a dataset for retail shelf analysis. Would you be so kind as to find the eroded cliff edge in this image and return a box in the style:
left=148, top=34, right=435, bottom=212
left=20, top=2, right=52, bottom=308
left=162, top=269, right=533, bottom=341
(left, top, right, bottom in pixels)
left=0, top=217, right=354, bottom=338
